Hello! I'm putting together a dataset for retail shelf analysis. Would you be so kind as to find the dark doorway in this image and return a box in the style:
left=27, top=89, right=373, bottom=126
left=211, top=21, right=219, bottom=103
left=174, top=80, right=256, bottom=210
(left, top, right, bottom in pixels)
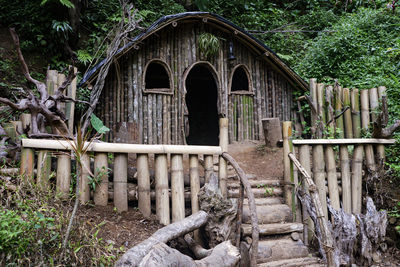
left=185, top=65, right=219, bottom=146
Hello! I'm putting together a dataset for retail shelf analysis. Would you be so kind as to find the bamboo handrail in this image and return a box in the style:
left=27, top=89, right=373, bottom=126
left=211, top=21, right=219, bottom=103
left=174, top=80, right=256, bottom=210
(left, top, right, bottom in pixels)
left=21, top=139, right=223, bottom=155
left=292, top=138, right=395, bottom=145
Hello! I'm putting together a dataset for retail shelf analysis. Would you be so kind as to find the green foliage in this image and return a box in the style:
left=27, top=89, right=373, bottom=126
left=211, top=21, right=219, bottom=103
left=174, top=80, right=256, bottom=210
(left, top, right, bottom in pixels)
left=388, top=202, right=400, bottom=234
left=91, top=113, right=110, bottom=134
left=198, top=33, right=221, bottom=59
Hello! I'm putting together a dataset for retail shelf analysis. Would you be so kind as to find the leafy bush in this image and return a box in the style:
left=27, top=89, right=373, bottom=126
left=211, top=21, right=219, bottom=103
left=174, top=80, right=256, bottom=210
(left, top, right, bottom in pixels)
left=0, top=178, right=124, bottom=265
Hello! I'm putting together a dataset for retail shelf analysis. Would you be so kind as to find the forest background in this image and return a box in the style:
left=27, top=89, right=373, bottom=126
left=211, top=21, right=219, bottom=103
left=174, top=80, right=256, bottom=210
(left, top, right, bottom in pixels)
left=0, top=0, right=399, bottom=264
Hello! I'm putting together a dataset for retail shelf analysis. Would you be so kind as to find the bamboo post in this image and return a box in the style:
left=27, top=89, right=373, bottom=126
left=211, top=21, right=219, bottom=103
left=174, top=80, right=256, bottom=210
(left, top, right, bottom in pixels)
left=66, top=66, right=77, bottom=133
left=324, top=145, right=340, bottom=211
left=20, top=114, right=34, bottom=180
left=312, top=145, right=327, bottom=218
left=189, top=154, right=201, bottom=242
left=334, top=86, right=344, bottom=138
left=79, top=153, right=91, bottom=204
left=219, top=118, right=228, bottom=198
left=343, top=88, right=353, bottom=138
left=325, top=85, right=334, bottom=137
left=155, top=154, right=170, bottom=225
left=369, top=88, right=379, bottom=123
left=56, top=152, right=71, bottom=198
left=351, top=89, right=361, bottom=138
left=339, top=145, right=351, bottom=213
left=352, top=145, right=363, bottom=214
left=299, top=145, right=312, bottom=245
left=114, top=153, right=128, bottom=212
left=360, top=89, right=370, bottom=130
left=310, top=78, right=317, bottom=129
left=138, top=154, right=151, bottom=218
left=204, top=155, right=213, bottom=183
left=37, top=150, right=51, bottom=188
left=282, top=121, right=293, bottom=209
left=316, top=83, right=325, bottom=138
left=93, top=152, right=108, bottom=206
left=377, top=86, right=387, bottom=164
left=171, top=154, right=185, bottom=222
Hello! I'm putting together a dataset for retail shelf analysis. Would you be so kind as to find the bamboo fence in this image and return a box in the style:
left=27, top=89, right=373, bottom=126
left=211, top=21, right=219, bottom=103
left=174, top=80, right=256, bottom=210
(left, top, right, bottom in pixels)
left=19, top=118, right=230, bottom=226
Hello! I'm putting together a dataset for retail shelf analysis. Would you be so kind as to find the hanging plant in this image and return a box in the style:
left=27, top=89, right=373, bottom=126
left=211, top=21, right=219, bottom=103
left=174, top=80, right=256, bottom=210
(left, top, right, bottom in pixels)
left=198, top=33, right=220, bottom=59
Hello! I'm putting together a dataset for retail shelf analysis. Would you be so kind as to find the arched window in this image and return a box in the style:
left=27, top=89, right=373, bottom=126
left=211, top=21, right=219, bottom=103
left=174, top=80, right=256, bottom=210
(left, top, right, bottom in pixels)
left=230, top=65, right=252, bottom=94
left=144, top=60, right=173, bottom=94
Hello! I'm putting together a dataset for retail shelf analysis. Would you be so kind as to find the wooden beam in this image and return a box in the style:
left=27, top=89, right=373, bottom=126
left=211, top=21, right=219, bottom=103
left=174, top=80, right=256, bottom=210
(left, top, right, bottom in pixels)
left=292, top=138, right=395, bottom=145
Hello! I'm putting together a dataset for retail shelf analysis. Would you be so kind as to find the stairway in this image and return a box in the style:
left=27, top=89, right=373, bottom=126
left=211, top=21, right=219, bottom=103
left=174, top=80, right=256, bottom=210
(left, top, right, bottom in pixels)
left=225, top=166, right=324, bottom=266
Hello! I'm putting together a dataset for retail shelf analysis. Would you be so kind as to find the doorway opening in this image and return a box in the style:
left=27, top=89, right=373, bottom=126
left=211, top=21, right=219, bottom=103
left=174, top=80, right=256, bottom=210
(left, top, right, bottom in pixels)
left=185, top=64, right=219, bottom=146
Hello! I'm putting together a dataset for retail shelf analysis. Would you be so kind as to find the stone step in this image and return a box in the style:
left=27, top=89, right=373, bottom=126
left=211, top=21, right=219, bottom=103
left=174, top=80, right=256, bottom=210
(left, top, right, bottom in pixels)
left=242, top=204, right=292, bottom=224
left=242, top=222, right=303, bottom=237
left=228, top=187, right=283, bottom=198
left=227, top=179, right=283, bottom=189
left=257, top=257, right=324, bottom=267
left=257, top=237, right=309, bottom=263
left=236, top=197, right=284, bottom=206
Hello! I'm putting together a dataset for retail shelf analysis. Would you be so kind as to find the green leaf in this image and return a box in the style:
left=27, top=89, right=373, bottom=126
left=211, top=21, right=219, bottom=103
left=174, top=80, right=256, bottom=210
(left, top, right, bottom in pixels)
left=90, top=114, right=110, bottom=134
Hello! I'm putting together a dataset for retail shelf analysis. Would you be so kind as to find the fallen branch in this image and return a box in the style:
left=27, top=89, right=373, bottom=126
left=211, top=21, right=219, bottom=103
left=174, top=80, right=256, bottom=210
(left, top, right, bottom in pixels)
left=221, top=152, right=259, bottom=267
left=115, top=211, right=209, bottom=267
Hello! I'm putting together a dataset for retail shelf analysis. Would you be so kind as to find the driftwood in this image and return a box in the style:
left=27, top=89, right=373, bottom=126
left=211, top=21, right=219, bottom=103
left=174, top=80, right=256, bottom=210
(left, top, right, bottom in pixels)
left=115, top=211, right=209, bottom=267
left=138, top=241, right=240, bottom=267
left=373, top=95, right=400, bottom=138
left=198, top=172, right=237, bottom=247
left=288, top=152, right=338, bottom=266
left=0, top=29, right=78, bottom=137
left=222, top=152, right=259, bottom=267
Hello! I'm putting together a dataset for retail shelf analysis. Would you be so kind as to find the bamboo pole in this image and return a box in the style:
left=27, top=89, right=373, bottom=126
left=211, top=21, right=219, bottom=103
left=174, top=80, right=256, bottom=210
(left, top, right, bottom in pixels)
left=316, top=83, right=325, bottom=138
left=360, top=89, right=370, bottom=130
left=299, top=145, right=312, bottom=245
left=310, top=79, right=317, bottom=129
left=189, top=154, right=201, bottom=242
left=334, top=86, right=344, bottom=138
left=325, top=85, right=334, bottom=137
left=343, top=88, right=353, bottom=138
left=312, top=145, right=327, bottom=218
left=137, top=154, right=151, bottom=218
left=369, top=88, right=379, bottom=123
left=171, top=154, right=185, bottom=222
left=352, top=145, right=363, bottom=214
left=66, top=66, right=77, bottom=133
left=324, top=145, right=340, bottom=211
left=282, top=121, right=293, bottom=209
left=37, top=150, right=51, bottom=188
left=79, top=153, right=91, bottom=204
left=56, top=153, right=71, bottom=199
left=204, top=155, right=213, bottom=183
left=339, top=145, right=351, bottom=213
left=377, top=86, right=387, bottom=164
left=219, top=118, right=228, bottom=198
left=114, top=153, right=128, bottom=212
left=20, top=114, right=34, bottom=179
left=94, top=152, right=108, bottom=206
left=351, top=89, right=361, bottom=138
left=155, top=154, right=170, bottom=225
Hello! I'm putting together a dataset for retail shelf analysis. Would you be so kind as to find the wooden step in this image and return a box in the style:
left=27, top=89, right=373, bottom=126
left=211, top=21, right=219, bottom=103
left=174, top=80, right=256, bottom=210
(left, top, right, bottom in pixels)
left=257, top=238, right=309, bottom=263
left=242, top=204, right=292, bottom=224
left=242, top=222, right=303, bottom=236
left=257, top=257, right=324, bottom=267
left=227, top=179, right=283, bottom=189
left=228, top=187, right=283, bottom=198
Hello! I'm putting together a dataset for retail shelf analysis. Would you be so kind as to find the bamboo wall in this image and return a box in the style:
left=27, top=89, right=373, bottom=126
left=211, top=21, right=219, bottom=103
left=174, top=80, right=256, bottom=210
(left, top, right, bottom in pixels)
left=96, top=20, right=297, bottom=144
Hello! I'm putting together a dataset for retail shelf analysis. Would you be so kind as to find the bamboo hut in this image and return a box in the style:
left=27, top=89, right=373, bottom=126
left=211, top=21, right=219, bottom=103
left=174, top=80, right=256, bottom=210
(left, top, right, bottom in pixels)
left=80, top=12, right=307, bottom=145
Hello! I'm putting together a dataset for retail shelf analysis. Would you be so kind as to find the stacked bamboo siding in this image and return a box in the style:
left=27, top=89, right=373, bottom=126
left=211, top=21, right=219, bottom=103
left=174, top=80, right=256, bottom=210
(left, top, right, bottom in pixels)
left=95, top=21, right=297, bottom=144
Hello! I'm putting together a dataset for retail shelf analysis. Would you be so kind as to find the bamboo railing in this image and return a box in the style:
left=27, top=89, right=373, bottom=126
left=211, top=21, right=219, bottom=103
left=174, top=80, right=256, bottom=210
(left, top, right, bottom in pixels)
left=19, top=118, right=230, bottom=226
left=282, top=121, right=395, bottom=242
